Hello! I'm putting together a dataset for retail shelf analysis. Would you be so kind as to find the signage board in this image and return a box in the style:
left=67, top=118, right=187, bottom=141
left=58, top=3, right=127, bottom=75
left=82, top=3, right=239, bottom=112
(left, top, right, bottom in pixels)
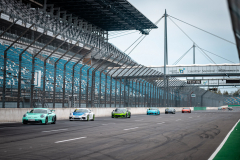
left=191, top=94, right=196, bottom=98
left=187, top=80, right=201, bottom=84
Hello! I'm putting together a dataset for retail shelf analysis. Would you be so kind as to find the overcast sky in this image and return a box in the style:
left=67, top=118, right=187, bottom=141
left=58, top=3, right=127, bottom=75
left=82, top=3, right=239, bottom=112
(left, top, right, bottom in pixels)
left=109, top=0, right=237, bottom=66
left=109, top=0, right=239, bottom=93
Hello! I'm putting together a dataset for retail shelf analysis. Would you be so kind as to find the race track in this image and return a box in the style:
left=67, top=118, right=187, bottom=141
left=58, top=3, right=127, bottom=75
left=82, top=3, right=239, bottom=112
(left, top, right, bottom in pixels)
left=0, top=109, right=240, bottom=160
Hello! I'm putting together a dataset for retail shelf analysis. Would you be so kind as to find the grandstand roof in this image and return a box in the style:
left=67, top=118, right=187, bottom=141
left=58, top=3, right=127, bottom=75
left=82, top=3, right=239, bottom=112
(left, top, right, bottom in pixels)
left=228, top=0, right=240, bottom=60
left=41, top=0, right=157, bottom=33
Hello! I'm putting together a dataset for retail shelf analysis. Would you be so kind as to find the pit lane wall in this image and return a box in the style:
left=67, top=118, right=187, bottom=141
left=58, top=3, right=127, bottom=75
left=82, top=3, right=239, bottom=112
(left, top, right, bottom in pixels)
left=0, top=107, right=216, bottom=123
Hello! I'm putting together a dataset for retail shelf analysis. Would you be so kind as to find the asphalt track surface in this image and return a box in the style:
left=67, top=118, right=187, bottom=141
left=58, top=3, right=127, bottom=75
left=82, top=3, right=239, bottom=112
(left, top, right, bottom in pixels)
left=0, top=109, right=240, bottom=160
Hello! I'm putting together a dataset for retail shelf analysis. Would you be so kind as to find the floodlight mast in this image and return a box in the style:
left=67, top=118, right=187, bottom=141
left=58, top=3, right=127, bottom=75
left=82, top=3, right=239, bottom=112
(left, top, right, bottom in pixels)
left=164, top=9, right=168, bottom=107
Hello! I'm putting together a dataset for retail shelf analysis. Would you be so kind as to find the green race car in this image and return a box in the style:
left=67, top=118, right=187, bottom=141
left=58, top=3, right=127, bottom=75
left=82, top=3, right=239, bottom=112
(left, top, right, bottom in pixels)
left=22, top=108, right=56, bottom=125
left=112, top=108, right=131, bottom=118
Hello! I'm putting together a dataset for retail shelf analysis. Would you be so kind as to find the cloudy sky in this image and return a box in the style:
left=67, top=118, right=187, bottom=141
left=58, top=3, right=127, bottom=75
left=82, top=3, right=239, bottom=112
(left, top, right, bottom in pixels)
left=108, top=0, right=239, bottom=93
left=109, top=0, right=237, bottom=66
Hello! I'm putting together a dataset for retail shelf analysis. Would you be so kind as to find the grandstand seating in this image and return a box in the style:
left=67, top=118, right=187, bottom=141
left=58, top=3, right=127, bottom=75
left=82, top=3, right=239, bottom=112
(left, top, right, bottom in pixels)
left=1, top=43, right=169, bottom=105
left=224, top=97, right=240, bottom=105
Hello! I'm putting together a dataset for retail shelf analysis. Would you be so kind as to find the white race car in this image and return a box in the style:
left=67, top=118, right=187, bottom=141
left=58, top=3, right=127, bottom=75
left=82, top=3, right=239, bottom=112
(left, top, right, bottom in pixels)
left=69, top=108, right=95, bottom=121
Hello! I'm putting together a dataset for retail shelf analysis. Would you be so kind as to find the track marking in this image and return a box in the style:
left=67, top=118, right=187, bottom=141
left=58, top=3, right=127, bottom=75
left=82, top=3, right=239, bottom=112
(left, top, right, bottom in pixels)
left=55, top=137, right=86, bottom=143
left=135, top=119, right=143, bottom=121
left=157, top=122, right=165, bottom=124
left=124, top=127, right=138, bottom=131
left=42, top=129, right=68, bottom=132
left=102, top=123, right=115, bottom=125
left=208, top=119, right=240, bottom=160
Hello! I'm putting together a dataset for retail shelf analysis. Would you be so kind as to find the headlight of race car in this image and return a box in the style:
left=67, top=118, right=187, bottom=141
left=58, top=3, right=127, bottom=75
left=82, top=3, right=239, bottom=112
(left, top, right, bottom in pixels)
left=40, top=114, right=45, bottom=118
left=23, top=114, right=26, bottom=117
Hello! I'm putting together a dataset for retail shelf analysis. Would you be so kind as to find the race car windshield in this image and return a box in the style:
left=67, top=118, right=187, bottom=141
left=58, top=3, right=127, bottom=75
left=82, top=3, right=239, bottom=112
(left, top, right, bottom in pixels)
left=30, top=109, right=47, bottom=114
left=114, top=108, right=126, bottom=113
left=150, top=108, right=158, bottom=110
left=74, top=109, right=88, bottom=113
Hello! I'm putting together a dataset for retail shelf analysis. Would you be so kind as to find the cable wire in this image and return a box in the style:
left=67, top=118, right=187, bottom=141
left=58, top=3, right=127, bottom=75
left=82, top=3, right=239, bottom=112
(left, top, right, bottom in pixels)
left=169, top=15, right=236, bottom=45
left=126, top=16, right=164, bottom=56
left=124, top=35, right=144, bottom=52
left=173, top=47, right=193, bottom=65
left=109, top=31, right=139, bottom=39
left=168, top=16, right=219, bottom=66
left=127, top=35, right=147, bottom=56
left=196, top=47, right=235, bottom=63
left=109, top=30, right=132, bottom=36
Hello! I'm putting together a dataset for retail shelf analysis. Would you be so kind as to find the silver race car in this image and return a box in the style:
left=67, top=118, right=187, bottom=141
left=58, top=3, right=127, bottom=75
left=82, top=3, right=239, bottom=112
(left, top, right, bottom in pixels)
left=165, top=108, right=176, bottom=114
left=69, top=108, right=95, bottom=121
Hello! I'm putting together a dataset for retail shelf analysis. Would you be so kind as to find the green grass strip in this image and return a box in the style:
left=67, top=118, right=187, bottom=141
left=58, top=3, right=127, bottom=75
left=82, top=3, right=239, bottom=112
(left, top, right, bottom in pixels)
left=194, top=107, right=206, bottom=110
left=213, top=120, right=240, bottom=160
left=228, top=105, right=240, bottom=107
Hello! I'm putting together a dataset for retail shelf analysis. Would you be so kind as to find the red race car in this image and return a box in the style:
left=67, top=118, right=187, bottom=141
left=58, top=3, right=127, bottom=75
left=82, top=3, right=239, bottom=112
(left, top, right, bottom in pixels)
left=182, top=107, right=191, bottom=113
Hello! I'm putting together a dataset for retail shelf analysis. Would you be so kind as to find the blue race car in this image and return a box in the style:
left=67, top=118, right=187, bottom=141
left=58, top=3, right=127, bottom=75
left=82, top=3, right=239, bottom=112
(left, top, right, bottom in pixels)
left=147, top=108, right=160, bottom=115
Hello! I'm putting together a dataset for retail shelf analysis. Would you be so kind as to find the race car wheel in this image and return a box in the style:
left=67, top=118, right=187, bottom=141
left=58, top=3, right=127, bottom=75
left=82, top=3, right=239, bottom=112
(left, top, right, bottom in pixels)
left=52, top=116, right=56, bottom=124
left=23, top=120, right=27, bottom=125
left=128, top=113, right=131, bottom=118
left=44, top=117, right=48, bottom=125
left=91, top=114, right=95, bottom=121
left=87, top=115, right=89, bottom=121
left=125, top=114, right=128, bottom=118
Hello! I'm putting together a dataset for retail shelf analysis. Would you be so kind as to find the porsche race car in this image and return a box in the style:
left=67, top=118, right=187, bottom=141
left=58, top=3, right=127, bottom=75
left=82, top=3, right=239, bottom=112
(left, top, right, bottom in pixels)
left=182, top=107, right=191, bottom=113
left=147, top=108, right=160, bottom=115
left=165, top=108, right=176, bottom=114
left=22, top=108, right=56, bottom=125
left=112, top=108, right=131, bottom=118
left=69, top=108, right=95, bottom=121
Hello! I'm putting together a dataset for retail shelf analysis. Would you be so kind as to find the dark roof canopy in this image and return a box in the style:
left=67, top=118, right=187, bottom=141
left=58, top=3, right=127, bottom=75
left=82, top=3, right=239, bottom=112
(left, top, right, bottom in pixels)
left=43, top=0, right=157, bottom=33
left=228, top=0, right=240, bottom=60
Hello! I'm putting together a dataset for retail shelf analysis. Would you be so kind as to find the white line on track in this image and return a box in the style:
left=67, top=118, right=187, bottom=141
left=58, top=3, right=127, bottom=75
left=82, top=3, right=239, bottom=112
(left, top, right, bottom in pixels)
left=157, top=122, right=165, bottom=124
left=124, top=127, right=138, bottom=131
left=55, top=137, right=86, bottom=144
left=102, top=123, right=115, bottom=125
left=42, top=129, right=68, bottom=132
left=208, top=119, right=240, bottom=160
left=135, top=119, right=143, bottom=121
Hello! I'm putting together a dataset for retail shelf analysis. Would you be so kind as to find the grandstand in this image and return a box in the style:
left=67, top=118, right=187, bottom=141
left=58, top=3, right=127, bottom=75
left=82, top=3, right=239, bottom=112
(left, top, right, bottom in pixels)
left=0, top=0, right=223, bottom=108
left=224, top=97, right=240, bottom=105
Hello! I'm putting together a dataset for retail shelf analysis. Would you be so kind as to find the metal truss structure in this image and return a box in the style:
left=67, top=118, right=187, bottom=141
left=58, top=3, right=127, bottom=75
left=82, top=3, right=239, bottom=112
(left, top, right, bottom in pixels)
left=0, top=0, right=224, bottom=108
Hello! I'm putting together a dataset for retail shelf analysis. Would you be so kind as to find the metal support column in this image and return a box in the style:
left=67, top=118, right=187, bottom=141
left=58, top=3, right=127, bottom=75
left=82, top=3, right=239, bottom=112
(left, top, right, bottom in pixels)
left=53, top=40, right=77, bottom=108
left=17, top=30, right=46, bottom=108
left=3, top=24, right=34, bottom=108
left=42, top=39, right=67, bottom=108
left=164, top=9, right=168, bottom=108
